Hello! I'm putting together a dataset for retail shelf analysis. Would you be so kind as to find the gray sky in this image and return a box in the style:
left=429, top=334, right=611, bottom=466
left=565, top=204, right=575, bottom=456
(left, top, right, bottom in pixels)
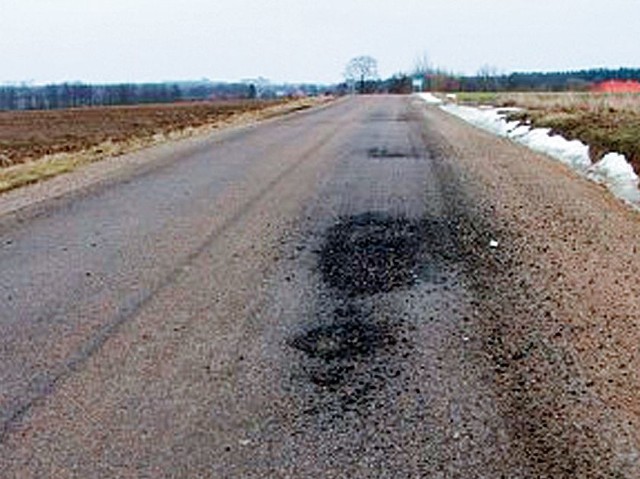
left=1, top=0, right=639, bottom=85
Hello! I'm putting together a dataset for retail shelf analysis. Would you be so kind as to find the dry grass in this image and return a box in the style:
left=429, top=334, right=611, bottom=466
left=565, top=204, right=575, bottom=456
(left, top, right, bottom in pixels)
left=496, top=91, right=640, bottom=113
left=0, top=98, right=327, bottom=193
left=457, top=92, right=640, bottom=172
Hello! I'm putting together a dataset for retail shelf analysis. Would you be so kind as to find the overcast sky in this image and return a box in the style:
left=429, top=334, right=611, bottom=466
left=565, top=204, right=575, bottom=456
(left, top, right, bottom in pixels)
left=1, top=0, right=639, bottom=85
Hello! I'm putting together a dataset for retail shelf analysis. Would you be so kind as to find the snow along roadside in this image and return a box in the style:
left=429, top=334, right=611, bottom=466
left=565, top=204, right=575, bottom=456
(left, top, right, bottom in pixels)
left=417, top=93, right=640, bottom=208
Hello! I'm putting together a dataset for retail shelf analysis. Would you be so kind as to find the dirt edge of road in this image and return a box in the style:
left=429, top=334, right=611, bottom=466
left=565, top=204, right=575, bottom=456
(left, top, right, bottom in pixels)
left=419, top=100, right=640, bottom=478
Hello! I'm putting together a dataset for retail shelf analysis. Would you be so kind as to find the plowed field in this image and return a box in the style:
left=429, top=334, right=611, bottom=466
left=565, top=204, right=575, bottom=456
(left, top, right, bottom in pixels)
left=0, top=99, right=294, bottom=167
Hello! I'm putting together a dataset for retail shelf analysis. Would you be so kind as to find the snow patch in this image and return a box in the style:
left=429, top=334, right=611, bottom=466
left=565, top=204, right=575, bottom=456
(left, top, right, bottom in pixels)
left=515, top=128, right=592, bottom=171
left=418, top=92, right=443, bottom=105
left=588, top=153, right=640, bottom=204
left=422, top=97, right=640, bottom=208
left=440, top=104, right=520, bottom=137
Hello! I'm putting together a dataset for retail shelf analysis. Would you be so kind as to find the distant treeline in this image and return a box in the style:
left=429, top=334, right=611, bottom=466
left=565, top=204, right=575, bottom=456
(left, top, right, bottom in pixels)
left=345, top=67, right=640, bottom=94
left=334, top=75, right=415, bottom=95
left=0, top=80, right=326, bottom=111
left=432, top=67, right=640, bottom=92
left=4, top=67, right=639, bottom=111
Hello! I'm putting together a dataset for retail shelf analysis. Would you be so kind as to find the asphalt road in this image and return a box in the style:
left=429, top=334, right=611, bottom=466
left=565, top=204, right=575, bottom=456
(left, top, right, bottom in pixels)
left=1, top=96, right=640, bottom=478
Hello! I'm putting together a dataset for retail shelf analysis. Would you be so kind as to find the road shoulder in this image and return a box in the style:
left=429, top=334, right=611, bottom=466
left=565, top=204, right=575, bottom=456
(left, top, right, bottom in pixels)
left=419, top=101, right=640, bottom=477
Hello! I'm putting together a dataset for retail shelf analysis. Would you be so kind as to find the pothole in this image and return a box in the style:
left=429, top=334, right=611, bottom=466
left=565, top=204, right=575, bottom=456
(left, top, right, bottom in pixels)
left=319, top=212, right=428, bottom=297
left=290, top=316, right=395, bottom=364
left=288, top=211, right=463, bottom=420
left=367, top=147, right=412, bottom=159
left=288, top=306, right=402, bottom=415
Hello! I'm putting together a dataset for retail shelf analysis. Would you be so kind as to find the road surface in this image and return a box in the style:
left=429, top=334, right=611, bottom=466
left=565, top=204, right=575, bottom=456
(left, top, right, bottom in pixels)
left=1, top=96, right=640, bottom=478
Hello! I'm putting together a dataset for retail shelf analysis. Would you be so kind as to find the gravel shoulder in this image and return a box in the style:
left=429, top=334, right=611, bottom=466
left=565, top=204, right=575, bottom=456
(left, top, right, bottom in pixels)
left=419, top=101, right=640, bottom=477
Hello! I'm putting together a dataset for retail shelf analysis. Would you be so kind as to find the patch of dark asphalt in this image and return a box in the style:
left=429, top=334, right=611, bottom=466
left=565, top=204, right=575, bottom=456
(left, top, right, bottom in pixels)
left=365, top=113, right=412, bottom=123
left=367, top=147, right=414, bottom=159
left=317, top=212, right=459, bottom=298
left=288, top=304, right=412, bottom=419
left=289, top=312, right=393, bottom=364
left=318, top=213, right=421, bottom=297
left=288, top=211, right=462, bottom=421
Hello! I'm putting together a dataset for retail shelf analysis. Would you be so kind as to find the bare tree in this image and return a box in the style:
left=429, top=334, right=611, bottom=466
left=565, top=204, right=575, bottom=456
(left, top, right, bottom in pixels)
left=410, top=51, right=433, bottom=91
left=344, top=56, right=378, bottom=94
left=242, top=77, right=271, bottom=98
left=477, top=64, right=500, bottom=91
left=413, top=51, right=432, bottom=76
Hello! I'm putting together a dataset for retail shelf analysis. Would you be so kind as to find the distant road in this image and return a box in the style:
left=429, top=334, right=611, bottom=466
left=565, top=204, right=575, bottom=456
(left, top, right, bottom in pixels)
left=1, top=96, right=639, bottom=477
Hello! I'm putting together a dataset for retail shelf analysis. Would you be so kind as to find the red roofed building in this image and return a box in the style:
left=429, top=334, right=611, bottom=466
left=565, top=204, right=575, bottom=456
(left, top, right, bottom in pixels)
left=591, top=80, right=640, bottom=93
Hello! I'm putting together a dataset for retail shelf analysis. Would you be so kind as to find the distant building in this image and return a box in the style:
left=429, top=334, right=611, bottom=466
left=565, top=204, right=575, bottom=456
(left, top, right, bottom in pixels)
left=591, top=80, right=640, bottom=93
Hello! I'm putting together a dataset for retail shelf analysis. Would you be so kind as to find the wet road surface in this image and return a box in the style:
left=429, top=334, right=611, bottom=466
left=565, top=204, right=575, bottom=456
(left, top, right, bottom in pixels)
left=1, top=96, right=639, bottom=477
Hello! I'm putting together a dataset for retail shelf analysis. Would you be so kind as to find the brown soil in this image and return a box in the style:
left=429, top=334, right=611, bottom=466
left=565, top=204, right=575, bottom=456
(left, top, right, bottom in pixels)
left=0, top=99, right=295, bottom=166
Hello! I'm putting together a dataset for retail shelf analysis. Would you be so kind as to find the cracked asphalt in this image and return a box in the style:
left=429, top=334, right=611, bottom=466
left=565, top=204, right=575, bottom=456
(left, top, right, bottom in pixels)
left=1, top=95, right=640, bottom=478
